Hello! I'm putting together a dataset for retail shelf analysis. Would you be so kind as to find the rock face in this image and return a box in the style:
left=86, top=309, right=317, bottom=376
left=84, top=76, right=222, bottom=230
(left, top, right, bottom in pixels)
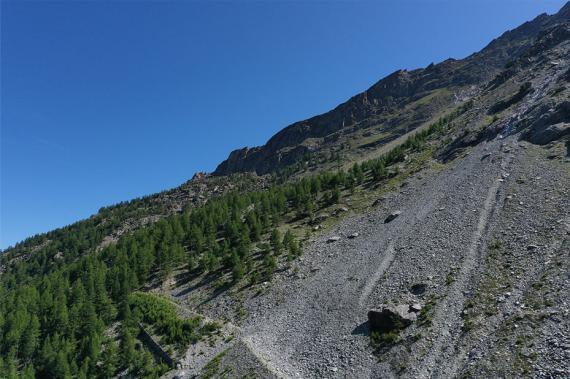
left=522, top=101, right=570, bottom=144
left=214, top=9, right=569, bottom=175
left=368, top=305, right=416, bottom=332
left=526, top=121, right=570, bottom=145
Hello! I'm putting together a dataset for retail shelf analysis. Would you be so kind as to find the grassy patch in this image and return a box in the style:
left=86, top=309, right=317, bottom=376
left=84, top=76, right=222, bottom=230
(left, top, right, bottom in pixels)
left=129, top=292, right=220, bottom=351
left=371, top=330, right=400, bottom=349
left=200, top=350, right=228, bottom=379
left=418, top=297, right=437, bottom=327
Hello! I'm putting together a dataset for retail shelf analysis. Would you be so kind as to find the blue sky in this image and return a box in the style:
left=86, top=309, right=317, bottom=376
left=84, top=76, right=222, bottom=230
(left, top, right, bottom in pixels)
left=1, top=0, right=567, bottom=249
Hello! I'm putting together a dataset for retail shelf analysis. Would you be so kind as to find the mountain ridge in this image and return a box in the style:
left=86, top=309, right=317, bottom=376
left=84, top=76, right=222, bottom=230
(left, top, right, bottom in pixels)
left=214, top=7, right=567, bottom=176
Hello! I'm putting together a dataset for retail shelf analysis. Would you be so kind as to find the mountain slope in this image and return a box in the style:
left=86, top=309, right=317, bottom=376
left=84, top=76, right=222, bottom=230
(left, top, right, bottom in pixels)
left=213, top=6, right=567, bottom=177
left=1, top=3, right=570, bottom=379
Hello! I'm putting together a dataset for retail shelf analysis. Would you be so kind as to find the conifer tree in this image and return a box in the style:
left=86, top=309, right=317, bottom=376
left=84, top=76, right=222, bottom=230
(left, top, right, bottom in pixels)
left=270, top=229, right=283, bottom=256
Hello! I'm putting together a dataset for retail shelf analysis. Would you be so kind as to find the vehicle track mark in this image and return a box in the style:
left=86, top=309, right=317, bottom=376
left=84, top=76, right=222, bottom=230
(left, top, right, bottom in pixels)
left=358, top=242, right=396, bottom=308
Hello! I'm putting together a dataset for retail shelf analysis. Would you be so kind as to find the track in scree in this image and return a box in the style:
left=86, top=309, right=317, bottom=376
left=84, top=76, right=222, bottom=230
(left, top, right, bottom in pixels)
left=235, top=138, right=514, bottom=378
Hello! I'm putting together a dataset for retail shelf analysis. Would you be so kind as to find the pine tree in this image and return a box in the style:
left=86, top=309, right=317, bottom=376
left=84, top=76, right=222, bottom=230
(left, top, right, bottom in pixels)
left=264, top=254, right=277, bottom=281
left=283, top=230, right=294, bottom=249
left=21, top=364, right=35, bottom=379
left=100, top=339, right=119, bottom=378
left=121, top=330, right=137, bottom=370
left=21, top=314, right=40, bottom=360
left=270, top=229, right=283, bottom=256
left=232, top=258, right=245, bottom=282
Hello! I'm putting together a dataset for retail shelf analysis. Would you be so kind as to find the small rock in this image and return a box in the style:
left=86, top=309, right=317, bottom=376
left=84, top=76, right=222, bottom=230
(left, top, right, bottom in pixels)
left=527, top=244, right=539, bottom=251
left=409, top=303, right=422, bottom=313
left=384, top=211, right=402, bottom=223
left=372, top=197, right=387, bottom=206
left=410, top=283, right=427, bottom=295
left=348, top=232, right=360, bottom=239
left=327, top=236, right=341, bottom=243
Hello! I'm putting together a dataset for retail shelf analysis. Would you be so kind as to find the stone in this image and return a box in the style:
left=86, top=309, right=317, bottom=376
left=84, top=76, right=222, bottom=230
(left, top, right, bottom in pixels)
left=384, top=211, right=401, bottom=223
left=372, top=197, right=387, bottom=206
left=409, top=303, right=422, bottom=313
left=327, top=236, right=341, bottom=243
left=527, top=122, right=570, bottom=145
left=348, top=232, right=359, bottom=239
left=314, top=213, right=330, bottom=224
left=368, top=305, right=416, bottom=333
left=410, top=283, right=427, bottom=295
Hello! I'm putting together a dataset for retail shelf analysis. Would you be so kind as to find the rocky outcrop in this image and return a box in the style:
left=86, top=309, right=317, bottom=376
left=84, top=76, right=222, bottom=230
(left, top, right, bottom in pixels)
left=522, top=101, right=570, bottom=144
left=527, top=122, right=570, bottom=144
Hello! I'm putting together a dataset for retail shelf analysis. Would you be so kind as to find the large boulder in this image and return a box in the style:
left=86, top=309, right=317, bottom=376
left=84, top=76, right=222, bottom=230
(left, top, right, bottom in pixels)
left=526, top=122, right=570, bottom=145
left=521, top=101, right=570, bottom=144
left=368, top=304, right=416, bottom=332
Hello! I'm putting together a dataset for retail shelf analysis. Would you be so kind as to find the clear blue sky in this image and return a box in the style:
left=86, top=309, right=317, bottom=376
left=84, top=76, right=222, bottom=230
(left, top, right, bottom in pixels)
left=1, top=0, right=566, bottom=249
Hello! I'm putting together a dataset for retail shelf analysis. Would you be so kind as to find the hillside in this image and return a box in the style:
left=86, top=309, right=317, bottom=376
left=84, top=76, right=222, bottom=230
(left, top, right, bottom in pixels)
left=1, top=3, right=570, bottom=379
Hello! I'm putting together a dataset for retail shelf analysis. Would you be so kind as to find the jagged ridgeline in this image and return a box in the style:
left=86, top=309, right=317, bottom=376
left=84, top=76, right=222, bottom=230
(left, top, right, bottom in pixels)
left=0, top=104, right=461, bottom=377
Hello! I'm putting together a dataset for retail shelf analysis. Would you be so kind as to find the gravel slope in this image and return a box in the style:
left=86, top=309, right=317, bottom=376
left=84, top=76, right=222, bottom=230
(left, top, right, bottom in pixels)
left=202, top=134, right=569, bottom=379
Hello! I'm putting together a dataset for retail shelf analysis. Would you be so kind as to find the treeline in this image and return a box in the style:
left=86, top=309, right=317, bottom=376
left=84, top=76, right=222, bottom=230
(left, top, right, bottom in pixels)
left=0, top=108, right=460, bottom=378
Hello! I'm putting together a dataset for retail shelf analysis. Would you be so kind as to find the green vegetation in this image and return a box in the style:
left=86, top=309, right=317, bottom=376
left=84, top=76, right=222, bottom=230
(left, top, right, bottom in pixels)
left=370, top=330, right=400, bottom=349
left=200, top=350, right=227, bottom=379
left=129, top=292, right=219, bottom=350
left=446, top=271, right=456, bottom=285
left=418, top=297, right=438, bottom=327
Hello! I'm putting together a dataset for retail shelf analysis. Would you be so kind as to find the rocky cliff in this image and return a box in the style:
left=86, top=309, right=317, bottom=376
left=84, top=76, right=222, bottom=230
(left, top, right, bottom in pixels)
left=214, top=6, right=568, bottom=176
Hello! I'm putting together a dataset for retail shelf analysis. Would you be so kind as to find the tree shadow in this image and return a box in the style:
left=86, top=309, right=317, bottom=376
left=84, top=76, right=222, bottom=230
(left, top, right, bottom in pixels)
left=174, top=271, right=220, bottom=298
